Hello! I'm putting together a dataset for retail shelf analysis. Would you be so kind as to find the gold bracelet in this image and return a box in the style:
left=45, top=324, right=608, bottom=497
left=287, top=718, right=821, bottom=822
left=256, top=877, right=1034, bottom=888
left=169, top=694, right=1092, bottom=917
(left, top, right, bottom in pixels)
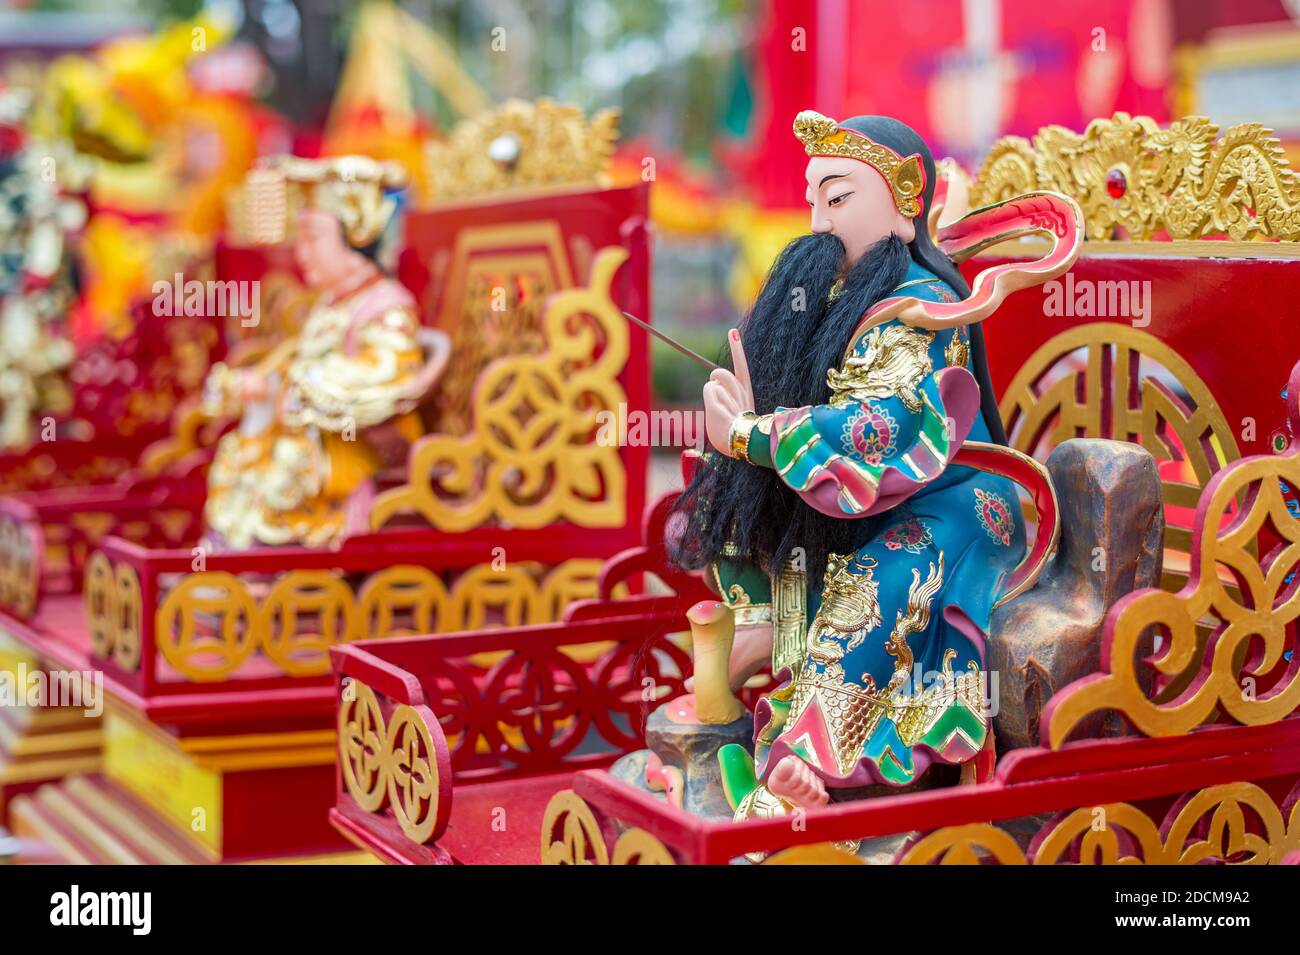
left=729, top=410, right=760, bottom=461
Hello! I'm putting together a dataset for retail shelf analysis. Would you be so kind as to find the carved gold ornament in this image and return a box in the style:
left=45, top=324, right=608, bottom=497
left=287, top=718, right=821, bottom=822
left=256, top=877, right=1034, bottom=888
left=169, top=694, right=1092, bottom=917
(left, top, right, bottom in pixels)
left=0, top=513, right=39, bottom=618
left=426, top=220, right=571, bottom=435
left=372, top=247, right=630, bottom=532
left=101, top=556, right=603, bottom=682
left=899, top=781, right=1300, bottom=864
left=805, top=553, right=882, bottom=670
left=710, top=566, right=773, bottom=629
left=733, top=782, right=794, bottom=826
left=540, top=790, right=608, bottom=864
left=943, top=330, right=970, bottom=369
left=426, top=99, right=619, bottom=202
left=771, top=559, right=809, bottom=677
left=539, top=790, right=675, bottom=864
left=763, top=843, right=866, bottom=864
left=610, top=828, right=676, bottom=865
left=793, top=111, right=926, bottom=219
left=1046, top=419, right=1300, bottom=746
left=897, top=823, right=1028, bottom=865
left=999, top=324, right=1239, bottom=592
left=882, top=555, right=945, bottom=693
left=83, top=552, right=142, bottom=671
left=970, top=112, right=1300, bottom=241
left=338, top=679, right=446, bottom=844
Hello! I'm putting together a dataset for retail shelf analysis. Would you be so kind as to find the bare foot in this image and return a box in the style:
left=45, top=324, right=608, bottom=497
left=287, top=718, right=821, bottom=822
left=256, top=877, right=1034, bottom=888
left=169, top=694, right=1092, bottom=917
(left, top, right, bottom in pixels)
left=767, top=755, right=829, bottom=809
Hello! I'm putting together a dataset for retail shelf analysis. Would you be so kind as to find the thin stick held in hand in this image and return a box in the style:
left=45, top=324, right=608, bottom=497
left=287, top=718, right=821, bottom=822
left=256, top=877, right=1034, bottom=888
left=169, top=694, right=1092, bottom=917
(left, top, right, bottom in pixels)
left=621, top=311, right=721, bottom=371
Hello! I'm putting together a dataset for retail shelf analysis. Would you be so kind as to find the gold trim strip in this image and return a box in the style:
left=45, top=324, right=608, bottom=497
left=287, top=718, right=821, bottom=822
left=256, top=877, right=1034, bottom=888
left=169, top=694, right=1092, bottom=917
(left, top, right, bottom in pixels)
left=180, top=729, right=335, bottom=754
left=0, top=753, right=100, bottom=784
left=978, top=236, right=1300, bottom=260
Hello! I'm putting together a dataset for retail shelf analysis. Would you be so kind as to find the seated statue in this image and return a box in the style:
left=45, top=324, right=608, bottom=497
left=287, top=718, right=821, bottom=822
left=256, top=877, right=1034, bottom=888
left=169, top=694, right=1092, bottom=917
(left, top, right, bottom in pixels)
left=668, top=112, right=1078, bottom=818
left=201, top=157, right=450, bottom=550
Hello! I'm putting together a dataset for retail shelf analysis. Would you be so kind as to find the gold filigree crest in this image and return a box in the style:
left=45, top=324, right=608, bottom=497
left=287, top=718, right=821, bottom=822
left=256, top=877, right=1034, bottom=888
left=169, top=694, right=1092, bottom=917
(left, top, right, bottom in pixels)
left=970, top=112, right=1300, bottom=241
left=370, top=246, right=629, bottom=532
left=426, top=99, right=620, bottom=202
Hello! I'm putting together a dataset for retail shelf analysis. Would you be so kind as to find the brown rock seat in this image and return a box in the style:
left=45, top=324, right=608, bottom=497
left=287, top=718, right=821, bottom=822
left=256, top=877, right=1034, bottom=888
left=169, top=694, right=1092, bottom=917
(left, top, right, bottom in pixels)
left=988, top=438, right=1163, bottom=751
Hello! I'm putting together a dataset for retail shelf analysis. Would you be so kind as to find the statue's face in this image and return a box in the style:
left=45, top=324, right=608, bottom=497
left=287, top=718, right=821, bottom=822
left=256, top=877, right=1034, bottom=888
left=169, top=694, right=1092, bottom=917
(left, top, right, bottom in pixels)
left=294, top=209, right=363, bottom=289
left=804, top=155, right=915, bottom=265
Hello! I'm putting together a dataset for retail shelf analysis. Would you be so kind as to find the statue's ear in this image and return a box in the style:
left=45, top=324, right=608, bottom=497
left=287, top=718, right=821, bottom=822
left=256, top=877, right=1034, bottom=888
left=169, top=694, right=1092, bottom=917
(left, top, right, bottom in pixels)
left=894, top=154, right=926, bottom=218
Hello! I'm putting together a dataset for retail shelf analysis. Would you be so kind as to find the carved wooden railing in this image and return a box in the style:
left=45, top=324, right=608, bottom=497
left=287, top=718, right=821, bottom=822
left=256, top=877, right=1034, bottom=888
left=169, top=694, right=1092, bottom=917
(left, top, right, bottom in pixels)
left=81, top=530, right=638, bottom=692
left=329, top=607, right=698, bottom=862
left=0, top=478, right=207, bottom=621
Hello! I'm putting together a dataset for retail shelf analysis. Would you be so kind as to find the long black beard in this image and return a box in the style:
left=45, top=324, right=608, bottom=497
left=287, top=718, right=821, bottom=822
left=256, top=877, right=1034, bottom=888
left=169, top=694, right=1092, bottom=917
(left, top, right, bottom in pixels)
left=668, top=232, right=910, bottom=594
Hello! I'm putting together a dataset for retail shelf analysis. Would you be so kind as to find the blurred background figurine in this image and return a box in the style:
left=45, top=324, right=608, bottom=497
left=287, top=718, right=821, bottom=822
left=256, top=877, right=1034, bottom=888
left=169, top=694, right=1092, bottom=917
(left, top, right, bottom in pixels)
left=201, top=156, right=450, bottom=550
left=0, top=86, right=83, bottom=451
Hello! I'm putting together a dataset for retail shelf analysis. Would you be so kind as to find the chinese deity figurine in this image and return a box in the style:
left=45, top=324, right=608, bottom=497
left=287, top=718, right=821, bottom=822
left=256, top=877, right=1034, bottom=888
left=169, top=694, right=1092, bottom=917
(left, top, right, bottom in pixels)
left=202, top=156, right=450, bottom=549
left=672, top=112, right=1077, bottom=818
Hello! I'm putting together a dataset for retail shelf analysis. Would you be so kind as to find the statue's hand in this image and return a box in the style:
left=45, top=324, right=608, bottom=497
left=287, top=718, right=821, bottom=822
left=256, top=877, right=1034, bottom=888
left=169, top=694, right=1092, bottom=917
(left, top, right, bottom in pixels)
left=728, top=623, right=773, bottom=691
left=703, top=329, right=756, bottom=456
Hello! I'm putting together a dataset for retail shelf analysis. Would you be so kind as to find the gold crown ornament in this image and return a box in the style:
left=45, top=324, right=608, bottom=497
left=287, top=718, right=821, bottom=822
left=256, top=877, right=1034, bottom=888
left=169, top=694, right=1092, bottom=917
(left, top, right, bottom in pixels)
left=425, top=98, right=619, bottom=202
left=226, top=155, right=407, bottom=248
left=793, top=110, right=926, bottom=219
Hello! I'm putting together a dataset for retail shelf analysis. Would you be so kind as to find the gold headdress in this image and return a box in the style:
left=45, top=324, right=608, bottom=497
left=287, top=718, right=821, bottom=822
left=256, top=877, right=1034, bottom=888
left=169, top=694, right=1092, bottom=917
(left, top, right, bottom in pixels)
left=793, top=110, right=926, bottom=219
left=226, top=155, right=407, bottom=247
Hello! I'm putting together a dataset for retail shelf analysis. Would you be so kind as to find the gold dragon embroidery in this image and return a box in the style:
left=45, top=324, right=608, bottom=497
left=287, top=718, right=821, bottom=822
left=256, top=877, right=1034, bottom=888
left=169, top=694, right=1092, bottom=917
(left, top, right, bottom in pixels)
left=828, top=324, right=934, bottom=412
